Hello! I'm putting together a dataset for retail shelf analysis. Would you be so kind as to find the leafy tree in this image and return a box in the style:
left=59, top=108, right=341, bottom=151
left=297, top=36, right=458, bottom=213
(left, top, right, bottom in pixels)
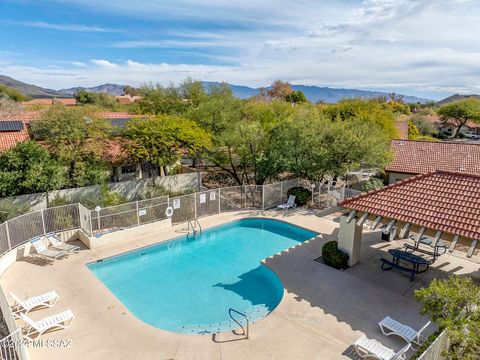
left=123, top=85, right=142, bottom=96
left=322, top=99, right=399, bottom=139
left=258, top=80, right=293, bottom=101
left=437, top=98, right=480, bottom=137
left=0, top=141, right=66, bottom=196
left=0, top=85, right=27, bottom=102
left=415, top=277, right=480, bottom=360
left=30, top=104, right=113, bottom=187
left=134, top=78, right=208, bottom=116
left=410, top=115, right=438, bottom=136
left=285, top=90, right=307, bottom=104
left=75, top=90, right=120, bottom=110
left=408, top=121, right=420, bottom=139
left=123, top=115, right=212, bottom=175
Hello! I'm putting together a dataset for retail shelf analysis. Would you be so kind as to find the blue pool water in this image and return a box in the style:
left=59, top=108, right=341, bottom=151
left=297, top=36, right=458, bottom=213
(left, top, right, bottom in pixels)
left=88, top=218, right=317, bottom=334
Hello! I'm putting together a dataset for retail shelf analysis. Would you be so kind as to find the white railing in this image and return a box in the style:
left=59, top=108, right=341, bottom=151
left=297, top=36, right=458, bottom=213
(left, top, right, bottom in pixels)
left=417, top=330, right=449, bottom=360
left=0, top=179, right=357, bottom=240
left=0, top=286, right=29, bottom=360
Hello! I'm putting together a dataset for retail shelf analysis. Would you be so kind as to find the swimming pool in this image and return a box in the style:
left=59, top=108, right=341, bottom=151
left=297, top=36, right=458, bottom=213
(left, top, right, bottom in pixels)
left=88, top=218, right=317, bottom=334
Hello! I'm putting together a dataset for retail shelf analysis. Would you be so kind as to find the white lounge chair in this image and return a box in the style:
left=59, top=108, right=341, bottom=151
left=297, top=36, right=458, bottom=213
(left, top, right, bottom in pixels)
left=46, top=233, right=80, bottom=253
left=30, top=237, right=65, bottom=259
left=354, top=335, right=410, bottom=360
left=379, top=316, right=430, bottom=347
left=21, top=309, right=75, bottom=339
left=10, top=290, right=59, bottom=318
left=277, top=195, right=297, bottom=211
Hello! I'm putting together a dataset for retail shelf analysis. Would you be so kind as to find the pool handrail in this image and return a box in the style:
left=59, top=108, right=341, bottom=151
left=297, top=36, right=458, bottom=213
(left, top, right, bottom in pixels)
left=229, top=308, right=249, bottom=339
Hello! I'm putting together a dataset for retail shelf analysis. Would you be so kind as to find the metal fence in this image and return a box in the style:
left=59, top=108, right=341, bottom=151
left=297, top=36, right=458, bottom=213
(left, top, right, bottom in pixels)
left=418, top=330, right=449, bottom=360
left=0, top=286, right=29, bottom=360
left=0, top=178, right=359, bottom=246
left=89, top=196, right=170, bottom=235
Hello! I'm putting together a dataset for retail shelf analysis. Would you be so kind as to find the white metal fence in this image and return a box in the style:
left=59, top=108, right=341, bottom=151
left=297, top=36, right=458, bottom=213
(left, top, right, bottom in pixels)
left=0, top=179, right=361, bottom=244
left=0, top=286, right=29, bottom=360
left=417, top=330, right=449, bottom=360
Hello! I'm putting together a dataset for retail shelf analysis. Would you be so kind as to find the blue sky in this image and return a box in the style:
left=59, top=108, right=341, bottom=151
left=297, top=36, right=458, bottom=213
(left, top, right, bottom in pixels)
left=0, top=0, right=479, bottom=100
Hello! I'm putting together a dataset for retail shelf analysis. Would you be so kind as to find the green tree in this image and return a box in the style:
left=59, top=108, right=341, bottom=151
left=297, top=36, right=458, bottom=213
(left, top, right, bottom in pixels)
left=285, top=90, right=307, bottom=104
left=322, top=99, right=399, bottom=139
left=415, top=277, right=480, bottom=360
left=0, top=141, right=66, bottom=196
left=408, top=121, right=420, bottom=139
left=30, top=104, right=113, bottom=187
left=74, top=90, right=120, bottom=110
left=123, top=115, right=212, bottom=175
left=437, top=98, right=480, bottom=137
left=134, top=79, right=207, bottom=116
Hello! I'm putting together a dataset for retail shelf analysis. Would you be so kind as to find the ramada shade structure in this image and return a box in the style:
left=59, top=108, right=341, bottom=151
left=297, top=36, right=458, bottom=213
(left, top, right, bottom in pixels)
left=340, top=170, right=480, bottom=258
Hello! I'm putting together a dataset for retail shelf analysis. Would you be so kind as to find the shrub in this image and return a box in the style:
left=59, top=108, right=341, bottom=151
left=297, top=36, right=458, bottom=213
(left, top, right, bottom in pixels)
left=286, top=186, right=311, bottom=206
left=322, top=241, right=349, bottom=270
left=362, top=178, right=384, bottom=192
left=0, top=201, right=31, bottom=223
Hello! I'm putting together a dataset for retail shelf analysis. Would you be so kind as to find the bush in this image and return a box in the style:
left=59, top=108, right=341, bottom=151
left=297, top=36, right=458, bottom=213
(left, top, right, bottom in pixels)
left=362, top=178, right=384, bottom=192
left=286, top=186, right=311, bottom=206
left=0, top=201, right=31, bottom=223
left=322, top=241, right=349, bottom=270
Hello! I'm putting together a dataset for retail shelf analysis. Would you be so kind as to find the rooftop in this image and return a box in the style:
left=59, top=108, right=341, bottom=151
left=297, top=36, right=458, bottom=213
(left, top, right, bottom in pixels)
left=386, top=139, right=480, bottom=175
left=341, top=170, right=480, bottom=240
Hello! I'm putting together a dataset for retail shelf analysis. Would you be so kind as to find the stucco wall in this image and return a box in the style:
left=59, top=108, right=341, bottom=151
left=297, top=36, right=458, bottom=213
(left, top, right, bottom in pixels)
left=0, top=172, right=200, bottom=210
left=387, top=172, right=415, bottom=184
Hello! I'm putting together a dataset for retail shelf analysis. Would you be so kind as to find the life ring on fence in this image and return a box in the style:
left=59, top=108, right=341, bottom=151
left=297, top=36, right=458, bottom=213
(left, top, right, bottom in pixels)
left=165, top=206, right=174, bottom=217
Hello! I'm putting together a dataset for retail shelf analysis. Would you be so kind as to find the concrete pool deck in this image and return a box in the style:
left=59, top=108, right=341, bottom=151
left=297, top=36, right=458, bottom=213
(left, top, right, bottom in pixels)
left=2, top=209, right=477, bottom=360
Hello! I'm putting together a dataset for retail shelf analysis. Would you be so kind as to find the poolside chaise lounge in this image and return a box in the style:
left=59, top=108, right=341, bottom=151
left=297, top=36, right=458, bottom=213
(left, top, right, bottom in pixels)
left=30, top=237, right=65, bottom=259
left=379, top=316, right=430, bottom=347
left=20, top=309, right=75, bottom=339
left=46, top=233, right=80, bottom=253
left=354, top=335, right=410, bottom=360
left=277, top=195, right=297, bottom=211
left=10, top=290, right=59, bottom=318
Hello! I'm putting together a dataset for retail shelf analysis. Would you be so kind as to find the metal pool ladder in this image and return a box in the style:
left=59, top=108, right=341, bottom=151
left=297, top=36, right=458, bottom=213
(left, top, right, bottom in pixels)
left=187, top=218, right=202, bottom=236
left=229, top=308, right=249, bottom=339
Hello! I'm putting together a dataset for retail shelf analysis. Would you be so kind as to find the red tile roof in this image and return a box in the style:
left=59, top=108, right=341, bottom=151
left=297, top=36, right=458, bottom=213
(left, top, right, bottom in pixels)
left=0, top=111, right=42, bottom=152
left=53, top=98, right=76, bottom=106
left=341, top=171, right=480, bottom=240
left=386, top=139, right=480, bottom=175
left=0, top=111, right=137, bottom=160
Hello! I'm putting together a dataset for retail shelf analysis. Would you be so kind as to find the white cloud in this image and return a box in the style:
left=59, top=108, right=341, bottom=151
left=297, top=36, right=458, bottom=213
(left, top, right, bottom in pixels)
left=0, top=20, right=120, bottom=33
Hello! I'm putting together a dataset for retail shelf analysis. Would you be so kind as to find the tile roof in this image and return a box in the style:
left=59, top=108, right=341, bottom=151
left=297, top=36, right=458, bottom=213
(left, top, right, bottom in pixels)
left=22, top=98, right=76, bottom=106
left=0, top=111, right=137, bottom=159
left=53, top=98, right=76, bottom=106
left=341, top=171, right=480, bottom=240
left=0, top=111, right=42, bottom=152
left=386, top=139, right=480, bottom=175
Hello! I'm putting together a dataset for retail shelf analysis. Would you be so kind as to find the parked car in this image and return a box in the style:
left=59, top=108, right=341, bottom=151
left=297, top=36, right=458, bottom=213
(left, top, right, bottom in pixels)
left=464, top=132, right=480, bottom=140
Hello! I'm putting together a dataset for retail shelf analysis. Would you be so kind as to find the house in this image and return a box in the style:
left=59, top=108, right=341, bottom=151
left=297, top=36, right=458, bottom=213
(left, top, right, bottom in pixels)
left=385, top=139, right=480, bottom=183
left=0, top=110, right=148, bottom=182
left=115, top=95, right=142, bottom=105
left=422, top=115, right=480, bottom=137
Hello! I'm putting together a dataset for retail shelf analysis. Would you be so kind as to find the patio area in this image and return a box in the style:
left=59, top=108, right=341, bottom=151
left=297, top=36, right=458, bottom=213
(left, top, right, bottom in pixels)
left=2, top=208, right=472, bottom=359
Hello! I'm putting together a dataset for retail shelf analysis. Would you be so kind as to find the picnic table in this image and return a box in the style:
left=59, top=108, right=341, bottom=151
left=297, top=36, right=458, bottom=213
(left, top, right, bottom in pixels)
left=404, top=235, right=447, bottom=262
left=380, top=249, right=430, bottom=281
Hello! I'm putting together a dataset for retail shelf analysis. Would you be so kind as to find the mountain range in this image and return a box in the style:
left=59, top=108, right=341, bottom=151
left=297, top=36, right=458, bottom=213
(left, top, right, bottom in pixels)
left=0, top=74, right=434, bottom=103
